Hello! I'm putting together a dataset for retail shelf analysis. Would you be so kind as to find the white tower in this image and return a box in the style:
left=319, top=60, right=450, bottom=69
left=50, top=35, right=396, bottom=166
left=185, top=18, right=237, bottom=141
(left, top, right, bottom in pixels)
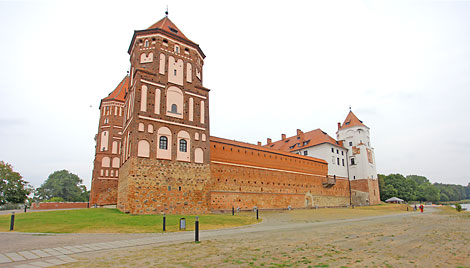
left=337, top=111, right=380, bottom=205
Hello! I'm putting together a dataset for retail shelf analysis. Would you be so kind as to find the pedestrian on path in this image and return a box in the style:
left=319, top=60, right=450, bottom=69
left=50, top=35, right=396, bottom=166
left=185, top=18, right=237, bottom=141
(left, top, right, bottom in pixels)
left=419, top=204, right=424, bottom=213
left=414, top=204, right=417, bottom=211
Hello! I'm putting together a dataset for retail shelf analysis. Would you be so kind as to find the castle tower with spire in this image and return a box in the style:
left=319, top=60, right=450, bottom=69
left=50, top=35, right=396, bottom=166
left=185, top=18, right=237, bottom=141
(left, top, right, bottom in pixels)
left=90, top=76, right=129, bottom=206
left=117, top=16, right=211, bottom=214
left=336, top=111, right=380, bottom=205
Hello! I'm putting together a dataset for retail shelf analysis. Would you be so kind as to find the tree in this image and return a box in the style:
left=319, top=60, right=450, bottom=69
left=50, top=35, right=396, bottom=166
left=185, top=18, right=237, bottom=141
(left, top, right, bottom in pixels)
left=0, top=161, right=32, bottom=205
left=406, top=175, right=429, bottom=186
left=35, top=170, right=89, bottom=202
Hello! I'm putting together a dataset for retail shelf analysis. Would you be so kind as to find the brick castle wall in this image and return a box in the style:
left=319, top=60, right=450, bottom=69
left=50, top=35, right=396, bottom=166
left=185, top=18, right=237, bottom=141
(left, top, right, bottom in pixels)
left=117, top=157, right=211, bottom=214
left=89, top=179, right=118, bottom=206
left=208, top=137, right=351, bottom=211
left=350, top=179, right=381, bottom=205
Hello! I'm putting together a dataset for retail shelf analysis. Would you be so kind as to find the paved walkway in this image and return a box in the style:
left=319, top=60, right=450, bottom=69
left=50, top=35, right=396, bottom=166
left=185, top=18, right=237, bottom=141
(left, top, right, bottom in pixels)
left=0, top=210, right=427, bottom=268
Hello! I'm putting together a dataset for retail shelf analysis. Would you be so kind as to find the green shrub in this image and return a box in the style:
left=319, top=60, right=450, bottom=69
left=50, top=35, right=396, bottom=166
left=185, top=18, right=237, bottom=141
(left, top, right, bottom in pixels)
left=455, top=204, right=462, bottom=212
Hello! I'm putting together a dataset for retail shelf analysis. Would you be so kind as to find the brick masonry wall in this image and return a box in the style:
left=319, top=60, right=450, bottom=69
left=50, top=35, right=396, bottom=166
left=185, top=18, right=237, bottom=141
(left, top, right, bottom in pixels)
left=89, top=179, right=118, bottom=206
left=117, top=157, right=211, bottom=214
left=350, top=179, right=381, bottom=205
left=31, top=202, right=89, bottom=210
left=209, top=138, right=351, bottom=210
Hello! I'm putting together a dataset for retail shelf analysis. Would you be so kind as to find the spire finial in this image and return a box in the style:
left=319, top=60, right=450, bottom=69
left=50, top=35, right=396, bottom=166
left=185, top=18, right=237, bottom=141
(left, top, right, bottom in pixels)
left=349, top=105, right=352, bottom=111
left=165, top=5, right=168, bottom=17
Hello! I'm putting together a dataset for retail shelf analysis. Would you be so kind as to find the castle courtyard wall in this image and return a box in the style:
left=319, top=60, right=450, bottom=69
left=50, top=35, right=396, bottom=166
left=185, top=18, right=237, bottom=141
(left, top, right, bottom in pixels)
left=209, top=137, right=351, bottom=211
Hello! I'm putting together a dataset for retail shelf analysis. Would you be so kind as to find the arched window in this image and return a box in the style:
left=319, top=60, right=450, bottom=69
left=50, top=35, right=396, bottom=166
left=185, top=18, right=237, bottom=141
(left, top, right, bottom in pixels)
left=144, top=39, right=149, bottom=47
left=159, top=136, right=168, bottom=150
left=171, top=104, right=178, bottom=113
left=179, top=139, right=187, bottom=152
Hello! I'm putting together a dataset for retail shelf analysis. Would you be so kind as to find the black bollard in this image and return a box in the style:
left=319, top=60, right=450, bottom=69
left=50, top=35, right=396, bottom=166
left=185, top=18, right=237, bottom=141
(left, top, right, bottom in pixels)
left=24, top=205, right=27, bottom=213
left=256, top=208, right=259, bottom=220
left=232, top=206, right=234, bottom=216
left=163, top=213, right=166, bottom=232
left=10, top=212, right=15, bottom=231
left=195, top=216, right=199, bottom=242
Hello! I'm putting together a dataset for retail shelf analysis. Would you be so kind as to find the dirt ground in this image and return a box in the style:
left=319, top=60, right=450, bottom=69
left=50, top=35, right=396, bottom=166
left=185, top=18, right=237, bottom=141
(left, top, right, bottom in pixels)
left=60, top=206, right=470, bottom=268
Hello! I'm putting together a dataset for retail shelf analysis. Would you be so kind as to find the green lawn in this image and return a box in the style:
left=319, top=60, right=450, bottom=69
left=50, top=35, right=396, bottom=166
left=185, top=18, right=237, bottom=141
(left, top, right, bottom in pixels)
left=0, top=208, right=259, bottom=233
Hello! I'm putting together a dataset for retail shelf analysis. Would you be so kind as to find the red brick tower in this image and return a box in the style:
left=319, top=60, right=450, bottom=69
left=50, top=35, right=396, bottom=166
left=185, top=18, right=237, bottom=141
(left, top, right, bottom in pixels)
left=117, top=15, right=211, bottom=214
left=90, top=76, right=129, bottom=206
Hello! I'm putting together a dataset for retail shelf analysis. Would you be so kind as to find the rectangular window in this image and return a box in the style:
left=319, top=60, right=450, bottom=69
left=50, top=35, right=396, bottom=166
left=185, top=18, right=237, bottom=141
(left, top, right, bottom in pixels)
left=303, top=151, right=308, bottom=156
left=342, top=159, right=345, bottom=166
left=349, top=142, right=353, bottom=146
left=351, top=158, right=355, bottom=165
left=337, top=158, right=340, bottom=165
left=168, top=186, right=171, bottom=191
left=341, top=151, right=344, bottom=156
left=331, top=148, right=334, bottom=153
left=336, top=149, right=339, bottom=154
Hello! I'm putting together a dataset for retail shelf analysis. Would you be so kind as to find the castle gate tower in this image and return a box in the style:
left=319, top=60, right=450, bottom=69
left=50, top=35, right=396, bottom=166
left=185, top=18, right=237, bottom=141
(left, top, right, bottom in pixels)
left=336, top=111, right=380, bottom=205
left=117, top=16, right=211, bottom=214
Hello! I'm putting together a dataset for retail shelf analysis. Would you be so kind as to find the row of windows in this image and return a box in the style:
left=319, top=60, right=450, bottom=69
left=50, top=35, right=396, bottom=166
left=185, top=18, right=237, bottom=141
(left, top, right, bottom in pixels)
left=142, top=38, right=191, bottom=55
left=331, top=148, right=344, bottom=155
left=158, top=136, right=187, bottom=152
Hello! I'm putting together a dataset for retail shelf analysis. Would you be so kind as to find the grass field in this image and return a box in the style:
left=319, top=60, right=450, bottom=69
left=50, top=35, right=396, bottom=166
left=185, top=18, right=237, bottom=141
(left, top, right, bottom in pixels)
left=0, top=208, right=258, bottom=233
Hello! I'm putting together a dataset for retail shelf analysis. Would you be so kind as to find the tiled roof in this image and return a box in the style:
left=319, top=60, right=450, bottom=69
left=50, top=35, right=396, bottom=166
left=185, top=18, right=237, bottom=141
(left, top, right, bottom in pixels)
left=338, top=111, right=366, bottom=130
left=210, top=136, right=327, bottom=164
left=103, top=75, right=129, bottom=102
left=147, top=16, right=190, bottom=42
left=266, top=129, right=342, bottom=152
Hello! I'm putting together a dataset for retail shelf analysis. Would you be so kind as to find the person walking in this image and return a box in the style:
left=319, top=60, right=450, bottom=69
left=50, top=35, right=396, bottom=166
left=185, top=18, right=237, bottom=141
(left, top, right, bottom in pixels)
left=419, top=204, right=424, bottom=213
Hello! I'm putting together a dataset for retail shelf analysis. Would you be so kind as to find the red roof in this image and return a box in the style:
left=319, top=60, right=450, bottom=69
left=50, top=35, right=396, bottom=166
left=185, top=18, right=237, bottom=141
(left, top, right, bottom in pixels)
left=103, top=75, right=129, bottom=102
left=338, top=111, right=366, bottom=130
left=265, top=129, right=342, bottom=152
left=147, top=17, right=190, bottom=42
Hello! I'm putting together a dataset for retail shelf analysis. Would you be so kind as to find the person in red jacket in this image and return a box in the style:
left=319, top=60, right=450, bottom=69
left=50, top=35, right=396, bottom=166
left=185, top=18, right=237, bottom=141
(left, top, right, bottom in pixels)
left=419, top=204, right=424, bottom=213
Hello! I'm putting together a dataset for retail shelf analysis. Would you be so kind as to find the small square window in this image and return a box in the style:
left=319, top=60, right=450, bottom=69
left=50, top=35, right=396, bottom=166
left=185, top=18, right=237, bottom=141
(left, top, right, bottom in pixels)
left=349, top=142, right=353, bottom=146
left=303, top=151, right=308, bottom=156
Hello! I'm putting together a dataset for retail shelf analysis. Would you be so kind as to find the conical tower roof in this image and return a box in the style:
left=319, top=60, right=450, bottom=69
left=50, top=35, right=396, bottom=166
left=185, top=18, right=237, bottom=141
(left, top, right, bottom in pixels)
left=338, top=111, right=367, bottom=130
left=102, top=75, right=129, bottom=102
left=147, top=16, right=190, bottom=41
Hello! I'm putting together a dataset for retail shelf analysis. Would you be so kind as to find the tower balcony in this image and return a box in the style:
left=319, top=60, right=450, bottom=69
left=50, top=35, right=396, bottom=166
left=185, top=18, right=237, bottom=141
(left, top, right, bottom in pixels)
left=322, top=175, right=336, bottom=188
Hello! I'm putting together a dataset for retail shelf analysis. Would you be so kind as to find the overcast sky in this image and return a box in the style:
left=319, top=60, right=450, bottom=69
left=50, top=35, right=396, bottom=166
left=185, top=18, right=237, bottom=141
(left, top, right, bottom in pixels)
left=0, top=0, right=469, bottom=189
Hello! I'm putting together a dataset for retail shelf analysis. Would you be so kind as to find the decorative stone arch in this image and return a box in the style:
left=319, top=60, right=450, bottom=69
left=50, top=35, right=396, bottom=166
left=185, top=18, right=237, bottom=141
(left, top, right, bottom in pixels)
left=168, top=56, right=184, bottom=85
left=194, top=147, right=204, bottom=164
left=157, top=126, right=172, bottom=160
left=166, top=86, right=183, bottom=119
left=101, top=157, right=111, bottom=167
left=176, top=130, right=190, bottom=162
left=140, top=52, right=153, bottom=63
left=112, top=157, right=120, bottom=168
left=305, top=192, right=314, bottom=208
left=137, top=140, right=150, bottom=158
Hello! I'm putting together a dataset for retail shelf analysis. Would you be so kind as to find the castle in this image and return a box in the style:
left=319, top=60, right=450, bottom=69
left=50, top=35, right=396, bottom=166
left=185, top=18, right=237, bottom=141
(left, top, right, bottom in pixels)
left=89, top=15, right=380, bottom=214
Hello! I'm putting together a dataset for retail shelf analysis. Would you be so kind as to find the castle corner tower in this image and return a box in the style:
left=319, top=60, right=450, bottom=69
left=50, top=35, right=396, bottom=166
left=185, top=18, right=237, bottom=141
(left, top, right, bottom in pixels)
left=117, top=16, right=211, bottom=214
left=90, top=76, right=129, bottom=206
left=336, top=111, right=380, bottom=205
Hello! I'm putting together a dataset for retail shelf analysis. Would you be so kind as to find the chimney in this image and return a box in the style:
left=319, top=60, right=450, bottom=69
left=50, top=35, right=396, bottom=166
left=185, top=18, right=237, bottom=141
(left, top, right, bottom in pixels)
left=337, top=122, right=341, bottom=130
left=257, top=141, right=261, bottom=146
left=297, top=129, right=303, bottom=136
left=267, top=138, right=272, bottom=144
left=281, top=134, right=286, bottom=140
